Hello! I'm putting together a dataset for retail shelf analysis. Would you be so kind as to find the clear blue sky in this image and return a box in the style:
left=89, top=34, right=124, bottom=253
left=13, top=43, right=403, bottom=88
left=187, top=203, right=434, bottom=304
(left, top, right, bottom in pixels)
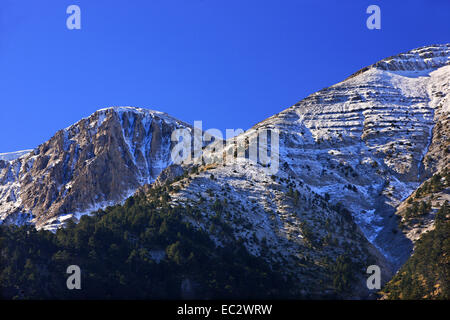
left=0, top=0, right=449, bottom=153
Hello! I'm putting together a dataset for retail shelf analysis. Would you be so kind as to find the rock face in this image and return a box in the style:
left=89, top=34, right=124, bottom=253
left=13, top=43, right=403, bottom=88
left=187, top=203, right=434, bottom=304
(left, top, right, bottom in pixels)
left=0, top=107, right=190, bottom=230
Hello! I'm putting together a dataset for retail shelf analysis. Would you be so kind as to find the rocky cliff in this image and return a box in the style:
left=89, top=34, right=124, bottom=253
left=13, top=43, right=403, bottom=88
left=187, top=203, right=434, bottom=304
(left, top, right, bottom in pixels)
left=0, top=107, right=190, bottom=230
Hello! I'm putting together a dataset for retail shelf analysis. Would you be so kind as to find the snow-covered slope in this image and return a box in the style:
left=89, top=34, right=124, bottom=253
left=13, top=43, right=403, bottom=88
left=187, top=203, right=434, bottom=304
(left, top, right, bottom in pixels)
left=0, top=150, right=33, bottom=162
left=0, top=107, right=191, bottom=230
left=161, top=44, right=449, bottom=270
left=249, top=44, right=448, bottom=266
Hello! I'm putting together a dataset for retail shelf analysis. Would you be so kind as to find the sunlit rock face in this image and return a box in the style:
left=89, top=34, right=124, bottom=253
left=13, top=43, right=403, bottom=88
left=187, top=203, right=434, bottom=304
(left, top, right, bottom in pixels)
left=0, top=107, right=190, bottom=230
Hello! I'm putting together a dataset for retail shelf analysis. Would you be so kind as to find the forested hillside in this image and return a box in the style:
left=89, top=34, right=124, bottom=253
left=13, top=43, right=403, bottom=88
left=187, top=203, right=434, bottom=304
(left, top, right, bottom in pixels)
left=381, top=201, right=449, bottom=299
left=0, top=187, right=298, bottom=300
left=1, top=182, right=374, bottom=299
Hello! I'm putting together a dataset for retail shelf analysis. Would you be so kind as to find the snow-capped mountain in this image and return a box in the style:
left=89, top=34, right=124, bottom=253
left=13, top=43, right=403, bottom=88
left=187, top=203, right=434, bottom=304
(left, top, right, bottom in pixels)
left=235, top=44, right=450, bottom=268
left=152, top=43, right=449, bottom=277
left=0, top=107, right=191, bottom=230
left=0, top=150, right=33, bottom=162
left=0, top=44, right=448, bottom=292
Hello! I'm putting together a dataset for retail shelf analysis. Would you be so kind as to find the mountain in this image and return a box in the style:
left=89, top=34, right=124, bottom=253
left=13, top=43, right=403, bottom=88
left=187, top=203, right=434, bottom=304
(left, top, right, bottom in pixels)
left=0, top=44, right=448, bottom=299
left=263, top=44, right=448, bottom=265
left=0, top=107, right=191, bottom=231
left=160, top=43, right=449, bottom=267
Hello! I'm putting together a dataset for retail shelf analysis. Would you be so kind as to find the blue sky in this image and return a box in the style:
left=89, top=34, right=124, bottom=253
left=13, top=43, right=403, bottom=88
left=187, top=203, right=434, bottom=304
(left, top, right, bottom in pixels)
left=0, top=0, right=449, bottom=153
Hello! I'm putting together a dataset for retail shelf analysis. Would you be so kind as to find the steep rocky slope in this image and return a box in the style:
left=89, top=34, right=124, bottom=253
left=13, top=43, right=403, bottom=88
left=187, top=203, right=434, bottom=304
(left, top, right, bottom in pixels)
left=0, top=107, right=190, bottom=230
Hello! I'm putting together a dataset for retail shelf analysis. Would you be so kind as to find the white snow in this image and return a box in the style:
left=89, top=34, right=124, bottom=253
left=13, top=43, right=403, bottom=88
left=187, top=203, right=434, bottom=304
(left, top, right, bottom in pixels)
left=0, top=150, right=33, bottom=161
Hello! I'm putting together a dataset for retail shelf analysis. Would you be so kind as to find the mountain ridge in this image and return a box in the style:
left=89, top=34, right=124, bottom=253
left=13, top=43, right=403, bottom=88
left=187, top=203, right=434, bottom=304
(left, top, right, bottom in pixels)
left=0, top=44, right=449, bottom=298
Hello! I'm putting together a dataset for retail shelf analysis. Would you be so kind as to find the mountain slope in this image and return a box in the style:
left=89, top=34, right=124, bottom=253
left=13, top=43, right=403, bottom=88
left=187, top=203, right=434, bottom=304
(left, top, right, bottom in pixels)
left=0, top=190, right=300, bottom=299
left=211, top=44, right=449, bottom=269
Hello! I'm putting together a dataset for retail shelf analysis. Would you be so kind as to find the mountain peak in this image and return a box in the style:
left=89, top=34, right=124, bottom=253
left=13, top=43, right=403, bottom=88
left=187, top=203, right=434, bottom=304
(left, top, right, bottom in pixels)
left=0, top=150, right=33, bottom=162
left=0, top=105, right=190, bottom=230
left=63, top=106, right=189, bottom=133
left=96, top=106, right=176, bottom=120
left=372, top=43, right=449, bottom=71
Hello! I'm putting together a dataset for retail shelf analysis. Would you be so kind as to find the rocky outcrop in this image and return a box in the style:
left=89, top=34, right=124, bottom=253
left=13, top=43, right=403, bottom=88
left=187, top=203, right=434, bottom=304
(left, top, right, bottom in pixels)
left=153, top=164, right=186, bottom=187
